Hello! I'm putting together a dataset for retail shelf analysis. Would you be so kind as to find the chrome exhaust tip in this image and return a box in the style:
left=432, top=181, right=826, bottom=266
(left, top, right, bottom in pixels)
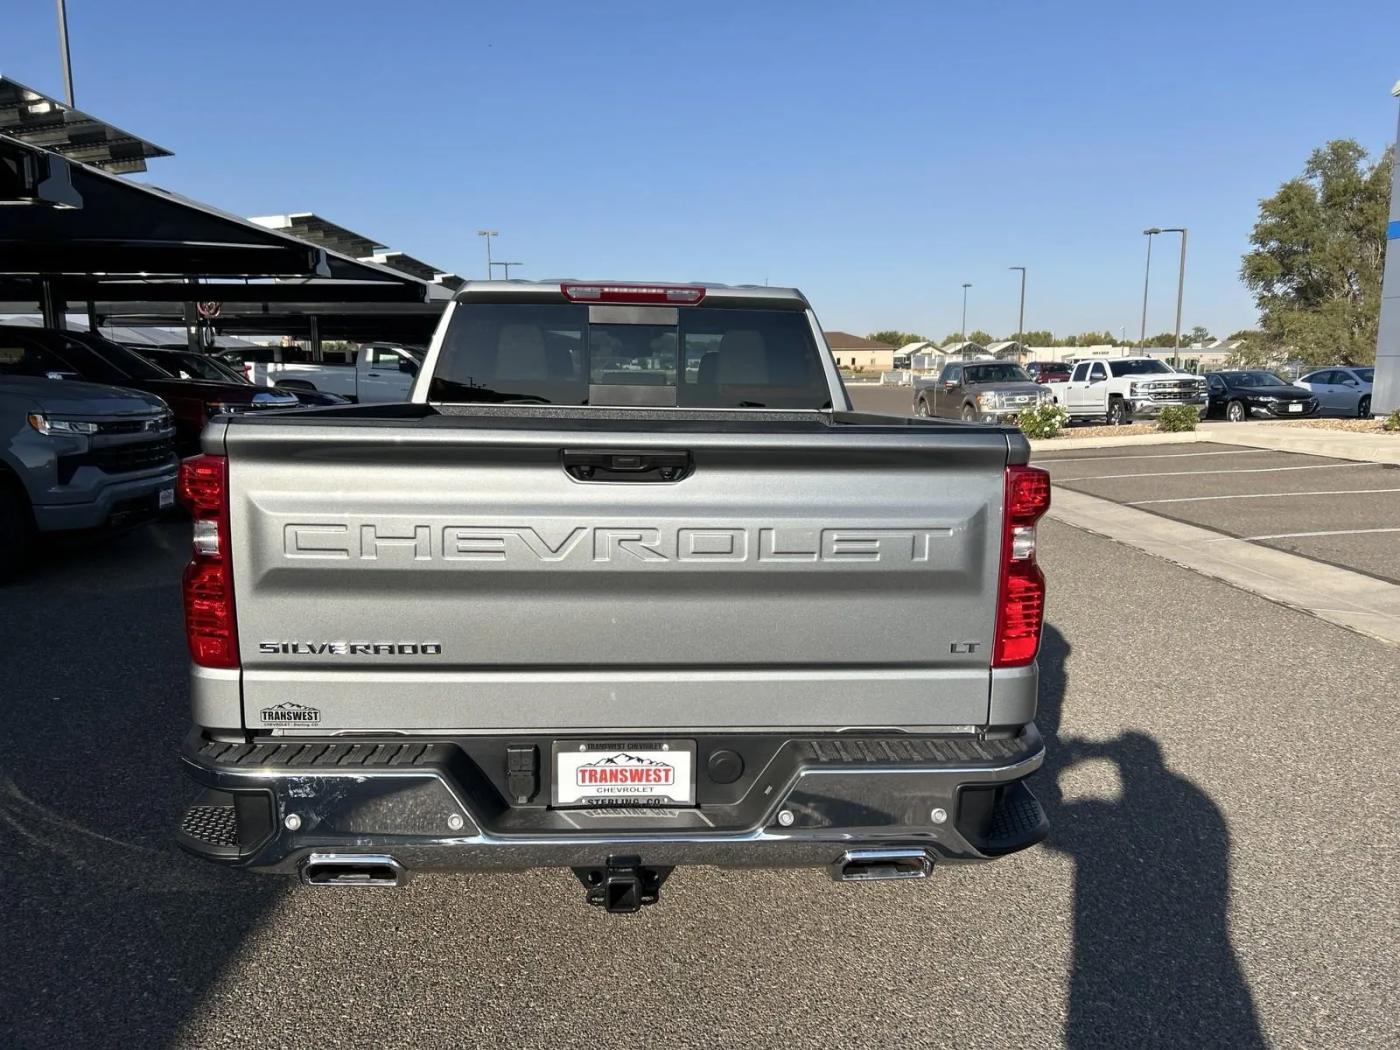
left=300, top=853, right=406, bottom=887
left=831, top=847, right=934, bottom=882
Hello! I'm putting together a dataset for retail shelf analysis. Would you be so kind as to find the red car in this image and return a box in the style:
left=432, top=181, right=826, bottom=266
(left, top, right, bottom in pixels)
left=1025, top=361, right=1071, bottom=384
left=0, top=325, right=298, bottom=454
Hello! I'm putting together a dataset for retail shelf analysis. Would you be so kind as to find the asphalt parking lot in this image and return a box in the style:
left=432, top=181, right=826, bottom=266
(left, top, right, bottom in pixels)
left=1037, top=442, right=1400, bottom=583
left=4, top=518, right=1398, bottom=1049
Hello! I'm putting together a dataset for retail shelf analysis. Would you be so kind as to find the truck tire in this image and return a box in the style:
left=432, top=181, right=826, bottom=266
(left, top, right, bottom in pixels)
left=0, top=476, right=34, bottom=583
left=915, top=397, right=930, bottom=417
left=1226, top=399, right=1247, bottom=422
left=961, top=404, right=977, bottom=422
left=1106, top=397, right=1128, bottom=426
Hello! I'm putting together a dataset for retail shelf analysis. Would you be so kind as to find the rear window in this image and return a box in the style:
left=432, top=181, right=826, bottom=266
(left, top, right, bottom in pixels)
left=428, top=303, right=831, bottom=409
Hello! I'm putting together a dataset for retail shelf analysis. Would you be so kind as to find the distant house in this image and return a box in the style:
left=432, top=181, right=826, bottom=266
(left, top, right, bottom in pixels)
left=895, top=340, right=943, bottom=371
left=940, top=340, right=990, bottom=360
left=824, top=331, right=896, bottom=370
left=985, top=340, right=1028, bottom=361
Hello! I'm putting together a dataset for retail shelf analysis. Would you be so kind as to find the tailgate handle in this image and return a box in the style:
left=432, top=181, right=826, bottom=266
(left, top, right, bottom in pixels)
left=562, top=449, right=692, bottom=483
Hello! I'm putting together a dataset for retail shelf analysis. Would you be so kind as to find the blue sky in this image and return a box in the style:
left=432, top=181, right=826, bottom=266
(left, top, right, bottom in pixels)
left=6, top=1, right=1399, bottom=340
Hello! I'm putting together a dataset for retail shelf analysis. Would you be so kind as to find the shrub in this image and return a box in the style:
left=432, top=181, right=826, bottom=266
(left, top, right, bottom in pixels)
left=1157, top=404, right=1200, bottom=432
left=1384, top=409, right=1400, bottom=433
left=1018, top=401, right=1068, bottom=439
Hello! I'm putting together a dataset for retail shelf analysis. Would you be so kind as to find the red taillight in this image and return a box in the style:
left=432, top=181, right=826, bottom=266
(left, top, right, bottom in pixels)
left=560, top=283, right=705, bottom=305
left=178, top=454, right=239, bottom=669
left=994, top=465, right=1051, bottom=667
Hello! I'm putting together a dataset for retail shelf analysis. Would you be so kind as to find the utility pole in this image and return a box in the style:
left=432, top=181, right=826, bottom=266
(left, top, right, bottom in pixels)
left=1161, top=228, right=1188, bottom=370
left=476, top=229, right=498, bottom=278
left=1140, top=228, right=1161, bottom=350
left=55, top=0, right=75, bottom=106
left=1009, top=266, right=1027, bottom=358
left=960, top=282, right=972, bottom=342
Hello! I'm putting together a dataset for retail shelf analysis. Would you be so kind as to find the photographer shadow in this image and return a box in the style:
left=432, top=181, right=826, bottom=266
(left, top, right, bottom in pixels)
left=1035, top=625, right=1265, bottom=1049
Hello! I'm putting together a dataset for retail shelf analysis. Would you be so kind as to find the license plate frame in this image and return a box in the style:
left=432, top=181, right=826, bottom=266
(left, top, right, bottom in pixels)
left=551, top=740, right=697, bottom=808
left=1288, top=403, right=1303, bottom=412
left=158, top=487, right=176, bottom=509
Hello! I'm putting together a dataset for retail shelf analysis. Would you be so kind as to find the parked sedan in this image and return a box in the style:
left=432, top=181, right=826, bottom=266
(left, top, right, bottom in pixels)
left=1294, top=366, right=1373, bottom=417
left=129, top=346, right=350, bottom=407
left=1204, top=370, right=1319, bottom=421
left=0, top=326, right=299, bottom=454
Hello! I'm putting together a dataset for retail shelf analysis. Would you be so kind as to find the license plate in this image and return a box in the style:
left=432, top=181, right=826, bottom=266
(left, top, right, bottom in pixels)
left=1288, top=403, right=1303, bottom=412
left=158, top=487, right=175, bottom=509
left=553, top=741, right=696, bottom=807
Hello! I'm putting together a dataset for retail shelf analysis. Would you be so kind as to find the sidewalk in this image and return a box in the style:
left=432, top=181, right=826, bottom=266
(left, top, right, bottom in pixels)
left=1030, top=421, right=1400, bottom=465
left=1049, top=488, right=1400, bottom=646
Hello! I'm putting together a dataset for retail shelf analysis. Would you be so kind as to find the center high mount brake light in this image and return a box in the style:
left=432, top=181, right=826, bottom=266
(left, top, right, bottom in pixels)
left=560, top=283, right=706, bottom=305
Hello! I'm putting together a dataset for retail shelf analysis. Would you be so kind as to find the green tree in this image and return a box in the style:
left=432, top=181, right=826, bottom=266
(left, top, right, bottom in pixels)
left=967, top=329, right=995, bottom=347
left=1225, top=331, right=1275, bottom=369
left=1241, top=139, right=1393, bottom=366
left=1074, top=331, right=1117, bottom=346
left=868, top=330, right=924, bottom=348
left=1020, top=329, right=1056, bottom=346
left=1143, top=332, right=1180, bottom=348
left=1188, top=325, right=1212, bottom=346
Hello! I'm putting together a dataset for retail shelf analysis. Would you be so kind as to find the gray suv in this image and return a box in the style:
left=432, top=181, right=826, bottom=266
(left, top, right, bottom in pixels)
left=1, top=375, right=178, bottom=579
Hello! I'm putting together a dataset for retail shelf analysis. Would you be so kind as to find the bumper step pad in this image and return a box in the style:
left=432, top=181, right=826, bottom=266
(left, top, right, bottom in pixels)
left=175, top=786, right=275, bottom=861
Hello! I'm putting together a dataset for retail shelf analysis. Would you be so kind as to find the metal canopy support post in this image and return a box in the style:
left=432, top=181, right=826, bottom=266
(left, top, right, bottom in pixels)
left=86, top=299, right=98, bottom=332
left=184, top=299, right=199, bottom=352
left=39, top=279, right=65, bottom=329
left=309, top=315, right=321, bottom=360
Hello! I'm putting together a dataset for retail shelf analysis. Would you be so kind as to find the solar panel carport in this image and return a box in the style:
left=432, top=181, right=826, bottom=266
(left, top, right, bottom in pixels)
left=0, top=133, right=448, bottom=348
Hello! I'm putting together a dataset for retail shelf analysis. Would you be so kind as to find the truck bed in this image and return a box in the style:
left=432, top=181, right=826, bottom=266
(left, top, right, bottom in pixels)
left=209, top=404, right=1025, bottom=735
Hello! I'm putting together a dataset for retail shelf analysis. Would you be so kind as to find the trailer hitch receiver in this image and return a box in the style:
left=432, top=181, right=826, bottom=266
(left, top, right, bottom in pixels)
left=573, top=856, right=673, bottom=914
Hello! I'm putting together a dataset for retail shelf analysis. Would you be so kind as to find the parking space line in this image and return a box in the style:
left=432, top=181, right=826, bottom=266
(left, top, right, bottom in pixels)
left=1056, top=463, right=1371, bottom=483
left=1127, top=488, right=1400, bottom=506
left=1039, top=449, right=1262, bottom=463
left=1242, top=527, right=1400, bottom=541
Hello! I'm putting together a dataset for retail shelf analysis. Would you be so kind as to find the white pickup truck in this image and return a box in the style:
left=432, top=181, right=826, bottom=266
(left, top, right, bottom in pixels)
left=1044, top=356, right=1207, bottom=425
left=222, top=344, right=424, bottom=403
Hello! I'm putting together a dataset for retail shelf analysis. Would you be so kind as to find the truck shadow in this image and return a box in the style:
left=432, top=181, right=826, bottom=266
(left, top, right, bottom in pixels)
left=0, top=522, right=284, bottom=1050
left=1035, top=625, right=1266, bottom=1048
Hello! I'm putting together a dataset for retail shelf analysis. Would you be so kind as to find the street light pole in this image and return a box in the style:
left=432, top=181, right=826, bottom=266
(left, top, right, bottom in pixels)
left=1009, top=266, right=1026, bottom=355
left=960, top=282, right=972, bottom=341
left=497, top=261, right=522, bottom=278
left=476, top=230, right=499, bottom=278
left=1162, top=228, right=1188, bottom=370
left=55, top=0, right=75, bottom=106
left=1140, top=227, right=1161, bottom=350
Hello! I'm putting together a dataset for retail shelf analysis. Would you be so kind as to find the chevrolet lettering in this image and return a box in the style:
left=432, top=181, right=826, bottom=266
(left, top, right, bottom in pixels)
left=283, top=522, right=954, bottom=566
left=176, top=280, right=1050, bottom=913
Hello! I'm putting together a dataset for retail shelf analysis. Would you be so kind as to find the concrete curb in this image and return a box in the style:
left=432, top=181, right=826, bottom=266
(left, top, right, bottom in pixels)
left=1031, top=424, right=1400, bottom=465
left=1048, top=488, right=1400, bottom=647
left=1214, top=425, right=1400, bottom=466
left=1029, top=431, right=1207, bottom=452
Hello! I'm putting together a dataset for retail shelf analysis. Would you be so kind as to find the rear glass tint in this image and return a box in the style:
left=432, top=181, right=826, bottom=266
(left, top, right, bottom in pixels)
left=428, top=303, right=831, bottom=409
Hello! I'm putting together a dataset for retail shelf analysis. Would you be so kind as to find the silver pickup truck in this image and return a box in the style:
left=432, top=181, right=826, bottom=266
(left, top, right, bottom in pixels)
left=176, top=281, right=1051, bottom=912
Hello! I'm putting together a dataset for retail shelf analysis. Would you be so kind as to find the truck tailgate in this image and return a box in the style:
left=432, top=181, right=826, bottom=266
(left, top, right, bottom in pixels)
left=222, top=412, right=1013, bottom=733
